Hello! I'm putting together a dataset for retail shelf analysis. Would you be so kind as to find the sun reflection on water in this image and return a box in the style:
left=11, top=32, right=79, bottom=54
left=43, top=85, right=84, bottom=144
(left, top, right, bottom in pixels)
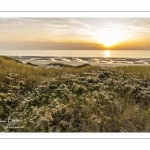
left=104, top=50, right=110, bottom=58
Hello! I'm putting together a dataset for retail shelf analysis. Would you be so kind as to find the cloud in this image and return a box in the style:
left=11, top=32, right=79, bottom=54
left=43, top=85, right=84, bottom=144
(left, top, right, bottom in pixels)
left=145, top=21, right=150, bottom=25
left=1, top=18, right=150, bottom=50
left=0, top=41, right=104, bottom=50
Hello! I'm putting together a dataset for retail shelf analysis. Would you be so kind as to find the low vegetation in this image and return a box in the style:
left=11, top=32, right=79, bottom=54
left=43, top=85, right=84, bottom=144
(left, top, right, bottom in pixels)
left=44, top=63, right=91, bottom=68
left=26, top=62, right=39, bottom=67
left=0, top=56, right=150, bottom=132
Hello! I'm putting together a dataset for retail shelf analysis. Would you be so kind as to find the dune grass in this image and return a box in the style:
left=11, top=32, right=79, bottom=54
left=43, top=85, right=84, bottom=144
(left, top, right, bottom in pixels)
left=45, top=62, right=91, bottom=68
left=0, top=56, right=150, bottom=132
left=116, top=65, right=150, bottom=78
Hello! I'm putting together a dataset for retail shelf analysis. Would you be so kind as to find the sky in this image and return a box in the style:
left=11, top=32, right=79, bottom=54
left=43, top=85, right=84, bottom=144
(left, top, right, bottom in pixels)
left=0, top=18, right=150, bottom=50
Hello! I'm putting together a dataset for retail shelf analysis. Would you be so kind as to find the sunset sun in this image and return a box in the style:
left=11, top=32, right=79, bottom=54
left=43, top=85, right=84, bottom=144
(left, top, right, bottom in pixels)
left=98, top=27, right=129, bottom=47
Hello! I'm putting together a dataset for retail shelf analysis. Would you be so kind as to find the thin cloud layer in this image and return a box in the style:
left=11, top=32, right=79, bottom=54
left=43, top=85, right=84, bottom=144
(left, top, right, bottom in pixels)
left=0, top=18, right=150, bottom=50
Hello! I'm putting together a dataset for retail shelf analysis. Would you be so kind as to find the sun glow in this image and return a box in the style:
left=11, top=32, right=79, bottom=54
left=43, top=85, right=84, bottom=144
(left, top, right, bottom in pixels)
left=97, top=27, right=129, bottom=47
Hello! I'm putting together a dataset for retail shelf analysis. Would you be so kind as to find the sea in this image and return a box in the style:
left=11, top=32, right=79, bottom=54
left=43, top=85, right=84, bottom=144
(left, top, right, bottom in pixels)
left=0, top=50, right=150, bottom=58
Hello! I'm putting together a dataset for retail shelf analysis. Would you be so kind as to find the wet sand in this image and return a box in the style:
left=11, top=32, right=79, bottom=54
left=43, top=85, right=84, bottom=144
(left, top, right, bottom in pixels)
left=10, top=56, right=150, bottom=67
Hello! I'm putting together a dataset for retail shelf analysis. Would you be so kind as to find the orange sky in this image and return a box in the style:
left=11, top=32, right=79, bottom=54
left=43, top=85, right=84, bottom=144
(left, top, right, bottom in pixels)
left=0, top=18, right=150, bottom=50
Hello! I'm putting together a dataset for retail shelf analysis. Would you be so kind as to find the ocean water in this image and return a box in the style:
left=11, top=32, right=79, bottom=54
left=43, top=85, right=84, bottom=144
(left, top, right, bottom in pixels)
left=1, top=50, right=150, bottom=58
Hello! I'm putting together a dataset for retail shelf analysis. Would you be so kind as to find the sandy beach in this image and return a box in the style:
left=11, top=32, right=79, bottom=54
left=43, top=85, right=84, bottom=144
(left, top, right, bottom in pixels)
left=10, top=56, right=150, bottom=67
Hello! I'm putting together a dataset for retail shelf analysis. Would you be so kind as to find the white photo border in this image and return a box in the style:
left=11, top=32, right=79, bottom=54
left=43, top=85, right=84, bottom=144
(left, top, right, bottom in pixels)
left=0, top=11, right=150, bottom=139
